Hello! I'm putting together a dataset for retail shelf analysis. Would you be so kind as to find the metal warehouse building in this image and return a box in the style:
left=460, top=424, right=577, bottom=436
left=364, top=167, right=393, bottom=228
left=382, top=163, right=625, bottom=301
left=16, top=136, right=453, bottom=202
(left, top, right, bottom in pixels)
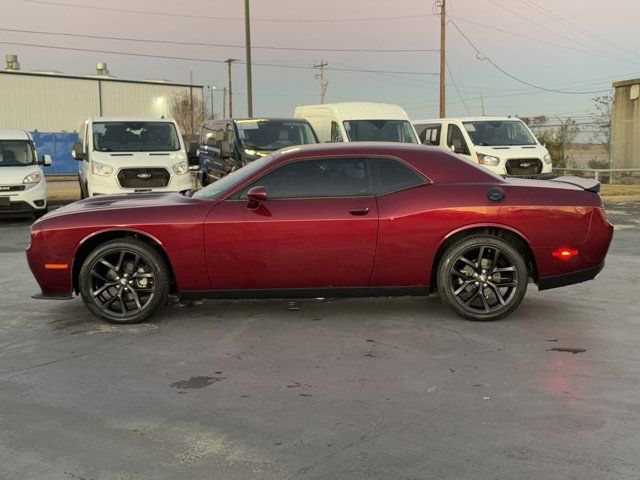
left=0, top=56, right=203, bottom=174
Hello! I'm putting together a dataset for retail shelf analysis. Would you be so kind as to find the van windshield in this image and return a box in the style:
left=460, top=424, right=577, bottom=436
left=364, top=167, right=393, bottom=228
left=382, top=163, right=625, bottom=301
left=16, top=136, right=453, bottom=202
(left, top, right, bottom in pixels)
left=93, top=122, right=181, bottom=152
left=462, top=120, right=537, bottom=146
left=0, top=140, right=36, bottom=167
left=343, top=120, right=418, bottom=144
left=236, top=119, right=318, bottom=152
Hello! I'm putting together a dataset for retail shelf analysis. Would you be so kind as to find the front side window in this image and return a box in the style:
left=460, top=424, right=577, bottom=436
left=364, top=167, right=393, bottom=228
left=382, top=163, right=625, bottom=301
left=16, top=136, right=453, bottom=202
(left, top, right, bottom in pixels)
left=238, top=158, right=372, bottom=199
left=462, top=120, right=537, bottom=146
left=416, top=124, right=441, bottom=146
left=343, top=120, right=418, bottom=144
left=93, top=122, right=181, bottom=152
left=447, top=124, right=470, bottom=155
left=0, top=140, right=36, bottom=167
left=202, top=124, right=225, bottom=147
left=235, top=119, right=318, bottom=152
left=375, top=158, right=426, bottom=194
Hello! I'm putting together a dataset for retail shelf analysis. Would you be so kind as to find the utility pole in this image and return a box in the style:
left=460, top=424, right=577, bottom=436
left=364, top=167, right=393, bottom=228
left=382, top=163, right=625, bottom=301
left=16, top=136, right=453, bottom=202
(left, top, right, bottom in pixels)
left=244, top=0, right=253, bottom=118
left=480, top=92, right=485, bottom=115
left=313, top=60, right=329, bottom=104
left=207, top=85, right=216, bottom=120
left=222, top=87, right=227, bottom=118
left=438, top=0, right=446, bottom=118
left=225, top=58, right=237, bottom=118
left=189, top=69, right=195, bottom=136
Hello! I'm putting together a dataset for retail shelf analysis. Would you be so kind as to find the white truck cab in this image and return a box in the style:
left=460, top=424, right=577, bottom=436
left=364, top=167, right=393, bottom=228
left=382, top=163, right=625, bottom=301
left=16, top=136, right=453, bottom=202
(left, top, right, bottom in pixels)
left=0, top=129, right=51, bottom=217
left=294, top=102, right=419, bottom=144
left=73, top=117, right=193, bottom=197
left=413, top=116, right=553, bottom=177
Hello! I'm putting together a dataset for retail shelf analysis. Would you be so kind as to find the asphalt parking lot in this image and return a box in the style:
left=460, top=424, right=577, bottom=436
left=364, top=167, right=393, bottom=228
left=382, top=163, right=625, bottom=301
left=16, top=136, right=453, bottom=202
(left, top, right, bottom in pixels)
left=1, top=203, right=639, bottom=480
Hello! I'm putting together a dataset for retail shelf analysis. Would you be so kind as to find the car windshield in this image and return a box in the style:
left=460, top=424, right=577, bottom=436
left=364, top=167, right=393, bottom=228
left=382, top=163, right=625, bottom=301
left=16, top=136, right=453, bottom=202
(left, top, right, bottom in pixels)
left=462, top=120, right=537, bottom=146
left=343, top=120, right=418, bottom=143
left=93, top=121, right=181, bottom=152
left=193, top=154, right=274, bottom=200
left=236, top=119, right=318, bottom=151
left=0, top=140, right=35, bottom=167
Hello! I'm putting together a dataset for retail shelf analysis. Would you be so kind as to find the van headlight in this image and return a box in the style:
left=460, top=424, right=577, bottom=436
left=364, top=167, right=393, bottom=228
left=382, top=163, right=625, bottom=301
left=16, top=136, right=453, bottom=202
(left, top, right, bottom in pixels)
left=91, top=161, right=113, bottom=176
left=23, top=171, right=42, bottom=185
left=477, top=153, right=500, bottom=166
left=172, top=161, right=189, bottom=175
left=543, top=153, right=552, bottom=164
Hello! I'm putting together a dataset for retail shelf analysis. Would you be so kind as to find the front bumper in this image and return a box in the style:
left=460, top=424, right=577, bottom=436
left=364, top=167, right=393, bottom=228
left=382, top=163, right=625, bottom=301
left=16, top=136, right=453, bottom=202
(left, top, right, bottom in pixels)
left=0, top=179, right=47, bottom=214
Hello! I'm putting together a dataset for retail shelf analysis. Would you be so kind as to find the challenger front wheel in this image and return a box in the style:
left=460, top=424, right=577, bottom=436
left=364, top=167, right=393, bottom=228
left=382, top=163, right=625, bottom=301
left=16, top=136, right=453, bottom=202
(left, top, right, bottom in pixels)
left=79, top=238, right=169, bottom=324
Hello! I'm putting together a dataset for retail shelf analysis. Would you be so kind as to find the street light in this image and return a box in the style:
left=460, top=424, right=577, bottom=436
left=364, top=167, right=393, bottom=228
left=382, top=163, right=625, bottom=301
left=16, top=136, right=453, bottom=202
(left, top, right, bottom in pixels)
left=206, top=85, right=217, bottom=120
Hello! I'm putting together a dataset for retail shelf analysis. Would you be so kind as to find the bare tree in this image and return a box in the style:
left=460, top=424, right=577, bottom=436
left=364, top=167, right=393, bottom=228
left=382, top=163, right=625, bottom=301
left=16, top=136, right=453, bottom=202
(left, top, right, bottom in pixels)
left=169, top=91, right=208, bottom=140
left=521, top=115, right=579, bottom=168
left=591, top=95, right=612, bottom=153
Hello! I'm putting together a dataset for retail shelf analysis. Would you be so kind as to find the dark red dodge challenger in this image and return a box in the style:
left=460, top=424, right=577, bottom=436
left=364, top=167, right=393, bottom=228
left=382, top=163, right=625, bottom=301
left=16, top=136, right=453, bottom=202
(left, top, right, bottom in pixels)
left=27, top=143, right=613, bottom=323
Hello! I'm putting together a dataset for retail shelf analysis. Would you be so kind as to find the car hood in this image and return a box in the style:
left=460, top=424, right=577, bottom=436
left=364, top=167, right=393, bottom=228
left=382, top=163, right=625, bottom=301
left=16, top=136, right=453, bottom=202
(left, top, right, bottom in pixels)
left=42, top=192, right=204, bottom=219
left=0, top=164, right=40, bottom=185
left=476, top=145, right=548, bottom=159
left=91, top=150, right=186, bottom=167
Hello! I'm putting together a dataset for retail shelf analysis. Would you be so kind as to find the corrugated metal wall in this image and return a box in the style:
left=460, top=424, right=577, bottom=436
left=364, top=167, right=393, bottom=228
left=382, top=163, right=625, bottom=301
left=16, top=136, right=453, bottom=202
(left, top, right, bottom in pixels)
left=0, top=72, right=203, bottom=134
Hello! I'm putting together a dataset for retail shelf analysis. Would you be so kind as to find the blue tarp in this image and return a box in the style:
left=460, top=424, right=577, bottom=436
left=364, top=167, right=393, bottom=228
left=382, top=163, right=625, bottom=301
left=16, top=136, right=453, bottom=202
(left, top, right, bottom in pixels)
left=31, top=131, right=79, bottom=175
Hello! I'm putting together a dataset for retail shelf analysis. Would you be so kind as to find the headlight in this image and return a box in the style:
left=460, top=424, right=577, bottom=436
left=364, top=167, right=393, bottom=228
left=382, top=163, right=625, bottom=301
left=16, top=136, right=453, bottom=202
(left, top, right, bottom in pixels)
left=172, top=161, right=189, bottom=175
left=91, top=161, right=113, bottom=176
left=477, top=153, right=501, bottom=166
left=23, top=171, right=42, bottom=184
left=543, top=153, right=552, bottom=164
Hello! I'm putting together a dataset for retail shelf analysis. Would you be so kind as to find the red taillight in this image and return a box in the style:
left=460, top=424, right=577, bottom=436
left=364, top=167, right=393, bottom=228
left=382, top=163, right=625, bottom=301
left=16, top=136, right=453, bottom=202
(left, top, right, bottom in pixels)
left=552, top=248, right=579, bottom=260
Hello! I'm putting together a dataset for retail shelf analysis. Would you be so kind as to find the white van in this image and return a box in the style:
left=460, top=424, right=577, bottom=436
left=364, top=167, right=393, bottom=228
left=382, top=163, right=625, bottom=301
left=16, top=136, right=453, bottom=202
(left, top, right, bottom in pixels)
left=73, top=117, right=194, bottom=197
left=294, top=102, right=419, bottom=144
left=0, top=129, right=51, bottom=217
left=413, top=116, right=553, bottom=177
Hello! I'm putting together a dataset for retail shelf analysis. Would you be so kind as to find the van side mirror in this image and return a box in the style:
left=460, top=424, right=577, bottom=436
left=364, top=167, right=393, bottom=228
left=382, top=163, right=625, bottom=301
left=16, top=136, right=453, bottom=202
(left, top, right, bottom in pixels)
left=187, top=141, right=199, bottom=165
left=71, top=142, right=84, bottom=161
left=220, top=140, right=232, bottom=159
left=40, top=154, right=52, bottom=166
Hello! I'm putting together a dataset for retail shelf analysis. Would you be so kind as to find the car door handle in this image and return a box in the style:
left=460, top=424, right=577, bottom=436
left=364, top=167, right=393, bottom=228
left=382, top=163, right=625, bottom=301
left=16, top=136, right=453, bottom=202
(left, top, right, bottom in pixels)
left=348, top=207, right=370, bottom=216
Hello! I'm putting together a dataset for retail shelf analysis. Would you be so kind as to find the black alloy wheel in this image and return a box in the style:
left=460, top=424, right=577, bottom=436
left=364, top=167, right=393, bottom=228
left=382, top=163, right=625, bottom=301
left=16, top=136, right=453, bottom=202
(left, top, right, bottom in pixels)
left=437, top=235, right=528, bottom=321
left=79, top=238, right=169, bottom=324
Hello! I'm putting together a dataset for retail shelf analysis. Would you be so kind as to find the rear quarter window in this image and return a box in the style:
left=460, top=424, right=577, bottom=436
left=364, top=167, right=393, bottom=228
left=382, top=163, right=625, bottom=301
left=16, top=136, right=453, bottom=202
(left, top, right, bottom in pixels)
left=374, top=158, right=427, bottom=194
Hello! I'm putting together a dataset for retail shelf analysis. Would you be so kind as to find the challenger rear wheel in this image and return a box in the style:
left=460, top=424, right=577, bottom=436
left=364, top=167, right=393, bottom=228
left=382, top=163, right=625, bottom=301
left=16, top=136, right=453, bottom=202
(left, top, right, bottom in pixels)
left=437, top=235, right=528, bottom=321
left=79, top=238, right=169, bottom=324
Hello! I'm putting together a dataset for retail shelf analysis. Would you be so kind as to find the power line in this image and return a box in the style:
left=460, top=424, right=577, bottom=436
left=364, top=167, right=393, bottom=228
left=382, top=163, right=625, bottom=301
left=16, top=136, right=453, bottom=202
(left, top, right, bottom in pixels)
left=448, top=20, right=612, bottom=95
left=16, top=0, right=438, bottom=23
left=0, top=27, right=439, bottom=53
left=445, top=59, right=471, bottom=115
left=0, top=40, right=439, bottom=76
left=449, top=15, right=640, bottom=66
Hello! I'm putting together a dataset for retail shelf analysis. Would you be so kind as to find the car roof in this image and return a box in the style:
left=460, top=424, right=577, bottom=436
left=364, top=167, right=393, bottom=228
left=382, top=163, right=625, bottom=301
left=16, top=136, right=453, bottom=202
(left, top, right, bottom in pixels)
left=0, top=129, right=30, bottom=140
left=295, top=102, right=410, bottom=120
left=89, top=116, right=177, bottom=123
left=413, top=116, right=521, bottom=123
left=204, top=117, right=311, bottom=125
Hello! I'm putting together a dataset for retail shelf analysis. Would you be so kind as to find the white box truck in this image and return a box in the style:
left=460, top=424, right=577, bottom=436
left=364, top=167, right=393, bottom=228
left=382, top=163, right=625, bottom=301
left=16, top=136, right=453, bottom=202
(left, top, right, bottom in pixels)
left=413, top=116, right=553, bottom=177
left=294, top=102, right=419, bottom=144
left=73, top=117, right=195, bottom=197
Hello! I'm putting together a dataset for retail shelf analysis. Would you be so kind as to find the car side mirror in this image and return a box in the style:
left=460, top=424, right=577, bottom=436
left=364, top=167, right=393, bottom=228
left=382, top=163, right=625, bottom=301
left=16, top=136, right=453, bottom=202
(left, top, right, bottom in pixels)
left=246, top=185, right=267, bottom=209
left=71, top=142, right=84, bottom=161
left=187, top=141, right=199, bottom=164
left=40, top=154, right=52, bottom=166
left=220, top=140, right=232, bottom=159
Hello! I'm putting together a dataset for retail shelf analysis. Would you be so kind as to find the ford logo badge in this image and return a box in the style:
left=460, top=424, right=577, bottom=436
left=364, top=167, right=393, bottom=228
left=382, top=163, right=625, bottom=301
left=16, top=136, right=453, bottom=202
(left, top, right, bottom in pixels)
left=137, top=172, right=152, bottom=179
left=520, top=162, right=531, bottom=168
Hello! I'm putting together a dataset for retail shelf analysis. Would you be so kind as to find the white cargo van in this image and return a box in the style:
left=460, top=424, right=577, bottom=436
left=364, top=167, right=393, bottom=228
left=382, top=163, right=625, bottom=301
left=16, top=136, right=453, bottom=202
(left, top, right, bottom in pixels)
left=413, top=116, right=552, bottom=177
left=73, top=117, right=194, bottom=197
left=0, top=129, right=51, bottom=217
left=294, top=102, right=419, bottom=144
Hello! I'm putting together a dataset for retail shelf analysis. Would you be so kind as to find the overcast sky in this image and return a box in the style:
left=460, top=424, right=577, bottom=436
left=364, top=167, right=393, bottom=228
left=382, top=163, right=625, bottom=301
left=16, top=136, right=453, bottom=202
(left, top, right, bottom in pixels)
left=3, top=0, right=639, bottom=124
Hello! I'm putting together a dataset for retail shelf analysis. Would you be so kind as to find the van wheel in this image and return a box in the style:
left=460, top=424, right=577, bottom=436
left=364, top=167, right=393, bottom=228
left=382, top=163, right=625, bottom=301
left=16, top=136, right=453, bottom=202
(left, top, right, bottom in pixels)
left=437, top=235, right=528, bottom=321
left=79, top=179, right=87, bottom=199
left=79, top=238, right=170, bottom=324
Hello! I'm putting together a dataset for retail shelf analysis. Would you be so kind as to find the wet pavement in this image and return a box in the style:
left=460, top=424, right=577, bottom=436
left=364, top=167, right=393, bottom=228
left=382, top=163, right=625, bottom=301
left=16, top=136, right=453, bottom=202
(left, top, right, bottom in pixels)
left=0, top=204, right=639, bottom=480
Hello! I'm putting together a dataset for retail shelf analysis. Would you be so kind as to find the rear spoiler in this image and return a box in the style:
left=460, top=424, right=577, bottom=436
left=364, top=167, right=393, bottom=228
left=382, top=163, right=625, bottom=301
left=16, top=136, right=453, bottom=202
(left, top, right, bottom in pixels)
left=549, top=176, right=600, bottom=193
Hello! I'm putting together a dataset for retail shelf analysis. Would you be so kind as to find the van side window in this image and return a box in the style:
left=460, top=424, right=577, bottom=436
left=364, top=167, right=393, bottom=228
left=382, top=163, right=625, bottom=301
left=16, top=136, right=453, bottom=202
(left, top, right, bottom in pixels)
left=447, top=124, right=470, bottom=155
left=330, top=121, right=343, bottom=142
left=417, top=124, right=441, bottom=146
left=202, top=124, right=225, bottom=147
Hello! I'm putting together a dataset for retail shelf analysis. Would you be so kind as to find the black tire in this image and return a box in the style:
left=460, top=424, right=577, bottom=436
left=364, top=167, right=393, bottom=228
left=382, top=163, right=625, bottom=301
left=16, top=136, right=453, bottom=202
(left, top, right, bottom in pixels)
left=79, top=180, right=87, bottom=199
left=437, top=235, right=528, bottom=321
left=79, top=238, right=170, bottom=324
left=201, top=171, right=210, bottom=187
left=32, top=208, right=48, bottom=220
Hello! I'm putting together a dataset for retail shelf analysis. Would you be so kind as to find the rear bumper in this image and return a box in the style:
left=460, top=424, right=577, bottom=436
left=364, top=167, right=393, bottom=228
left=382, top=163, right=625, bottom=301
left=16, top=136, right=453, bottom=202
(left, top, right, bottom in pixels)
left=537, top=261, right=604, bottom=290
